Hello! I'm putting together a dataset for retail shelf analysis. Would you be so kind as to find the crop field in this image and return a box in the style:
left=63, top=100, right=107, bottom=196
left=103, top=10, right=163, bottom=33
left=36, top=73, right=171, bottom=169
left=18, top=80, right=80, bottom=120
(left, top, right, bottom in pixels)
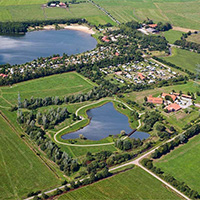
left=0, top=1, right=115, bottom=25
left=163, top=47, right=200, bottom=73
left=0, top=72, right=94, bottom=105
left=58, top=167, right=181, bottom=200
left=0, top=113, right=60, bottom=200
left=93, top=0, right=200, bottom=29
left=187, top=33, right=200, bottom=44
left=155, top=134, right=200, bottom=193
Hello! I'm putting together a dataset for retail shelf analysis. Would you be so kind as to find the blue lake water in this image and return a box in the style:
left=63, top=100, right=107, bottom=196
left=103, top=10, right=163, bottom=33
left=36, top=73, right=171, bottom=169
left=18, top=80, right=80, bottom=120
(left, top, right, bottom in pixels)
left=0, top=29, right=97, bottom=65
left=62, top=102, right=149, bottom=141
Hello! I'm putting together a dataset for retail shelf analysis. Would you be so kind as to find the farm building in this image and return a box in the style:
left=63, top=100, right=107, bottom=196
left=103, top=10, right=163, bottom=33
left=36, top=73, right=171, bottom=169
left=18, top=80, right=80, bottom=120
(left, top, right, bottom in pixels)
left=166, top=103, right=181, bottom=112
left=162, top=93, right=177, bottom=101
left=147, top=95, right=163, bottom=104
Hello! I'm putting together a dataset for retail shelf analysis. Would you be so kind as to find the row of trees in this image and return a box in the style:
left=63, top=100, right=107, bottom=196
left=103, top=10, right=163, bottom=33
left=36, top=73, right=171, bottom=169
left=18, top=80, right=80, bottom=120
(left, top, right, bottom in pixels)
left=152, top=56, right=197, bottom=79
left=174, top=40, right=200, bottom=53
left=0, top=18, right=85, bottom=35
left=151, top=124, right=200, bottom=159
left=23, top=125, right=79, bottom=175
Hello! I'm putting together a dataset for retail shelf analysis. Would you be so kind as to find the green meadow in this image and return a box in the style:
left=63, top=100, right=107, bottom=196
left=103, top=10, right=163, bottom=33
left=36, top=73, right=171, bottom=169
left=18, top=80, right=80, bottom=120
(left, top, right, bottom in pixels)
left=160, top=29, right=183, bottom=44
left=0, top=1, right=115, bottom=25
left=163, top=47, right=200, bottom=73
left=93, top=0, right=200, bottom=29
left=0, top=114, right=60, bottom=200
left=58, top=167, right=181, bottom=200
left=0, top=72, right=94, bottom=105
left=155, top=134, right=200, bottom=193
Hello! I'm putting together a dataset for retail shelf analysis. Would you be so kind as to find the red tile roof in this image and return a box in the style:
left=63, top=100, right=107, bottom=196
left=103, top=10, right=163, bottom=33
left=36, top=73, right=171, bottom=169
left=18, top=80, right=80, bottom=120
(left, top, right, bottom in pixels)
left=162, top=93, right=176, bottom=101
left=138, top=72, right=145, bottom=80
left=102, top=36, right=110, bottom=42
left=148, top=24, right=157, bottom=28
left=166, top=103, right=181, bottom=112
left=147, top=95, right=163, bottom=104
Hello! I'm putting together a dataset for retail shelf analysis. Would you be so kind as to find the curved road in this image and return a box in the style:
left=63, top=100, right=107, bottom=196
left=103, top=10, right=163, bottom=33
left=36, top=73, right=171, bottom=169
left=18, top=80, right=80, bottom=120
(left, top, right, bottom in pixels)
left=54, top=98, right=143, bottom=147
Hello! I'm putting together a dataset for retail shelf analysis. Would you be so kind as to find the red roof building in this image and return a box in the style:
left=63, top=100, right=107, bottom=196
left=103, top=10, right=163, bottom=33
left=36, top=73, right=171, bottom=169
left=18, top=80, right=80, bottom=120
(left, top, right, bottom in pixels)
left=162, top=93, right=177, bottom=102
left=147, top=95, right=163, bottom=104
left=166, top=103, right=181, bottom=112
left=0, top=73, right=8, bottom=78
left=138, top=72, right=145, bottom=80
left=148, top=24, right=157, bottom=28
left=102, top=36, right=110, bottom=42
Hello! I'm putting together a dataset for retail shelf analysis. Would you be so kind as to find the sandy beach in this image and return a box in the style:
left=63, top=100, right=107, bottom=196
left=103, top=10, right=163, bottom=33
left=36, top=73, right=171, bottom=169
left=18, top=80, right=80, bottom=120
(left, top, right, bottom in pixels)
left=42, top=24, right=95, bottom=35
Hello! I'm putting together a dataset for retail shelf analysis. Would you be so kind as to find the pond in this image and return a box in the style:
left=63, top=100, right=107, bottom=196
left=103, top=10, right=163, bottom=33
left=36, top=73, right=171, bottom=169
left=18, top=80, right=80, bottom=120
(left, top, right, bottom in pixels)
left=61, top=102, right=149, bottom=141
left=0, top=29, right=97, bottom=65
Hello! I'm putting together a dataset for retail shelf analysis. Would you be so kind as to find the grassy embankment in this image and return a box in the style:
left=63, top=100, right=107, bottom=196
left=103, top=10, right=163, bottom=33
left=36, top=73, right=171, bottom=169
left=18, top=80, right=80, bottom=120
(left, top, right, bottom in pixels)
left=0, top=0, right=115, bottom=26
left=163, top=47, right=200, bottom=73
left=155, top=133, right=200, bottom=193
left=0, top=112, right=60, bottom=200
left=58, top=166, right=181, bottom=200
left=93, top=0, right=200, bottom=29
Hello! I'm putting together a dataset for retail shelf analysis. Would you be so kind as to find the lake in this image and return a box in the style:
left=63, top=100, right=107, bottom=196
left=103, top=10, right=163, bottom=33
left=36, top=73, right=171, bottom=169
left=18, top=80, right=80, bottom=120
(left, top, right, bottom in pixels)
left=0, top=29, right=97, bottom=65
left=62, top=102, right=149, bottom=141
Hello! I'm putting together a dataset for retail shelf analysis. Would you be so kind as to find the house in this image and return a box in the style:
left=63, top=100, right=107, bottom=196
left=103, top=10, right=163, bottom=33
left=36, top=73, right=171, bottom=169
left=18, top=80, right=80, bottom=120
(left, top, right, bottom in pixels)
left=59, top=2, right=66, bottom=7
left=147, top=95, right=163, bottom=104
left=102, top=36, right=110, bottom=42
left=166, top=103, right=181, bottom=112
left=162, top=93, right=176, bottom=102
left=115, top=71, right=123, bottom=76
left=138, top=72, right=145, bottom=80
left=182, top=94, right=192, bottom=99
left=148, top=24, right=157, bottom=28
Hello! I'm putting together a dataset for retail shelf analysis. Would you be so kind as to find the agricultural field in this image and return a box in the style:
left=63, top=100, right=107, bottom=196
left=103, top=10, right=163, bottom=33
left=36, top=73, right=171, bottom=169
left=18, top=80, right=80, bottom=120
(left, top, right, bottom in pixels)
left=187, top=33, right=200, bottom=44
left=58, top=167, right=181, bottom=200
left=163, top=47, right=200, bottom=73
left=0, top=72, right=94, bottom=105
left=0, top=1, right=114, bottom=25
left=160, top=29, right=182, bottom=44
left=0, top=113, right=60, bottom=200
left=154, top=134, right=200, bottom=193
left=93, top=0, right=200, bottom=29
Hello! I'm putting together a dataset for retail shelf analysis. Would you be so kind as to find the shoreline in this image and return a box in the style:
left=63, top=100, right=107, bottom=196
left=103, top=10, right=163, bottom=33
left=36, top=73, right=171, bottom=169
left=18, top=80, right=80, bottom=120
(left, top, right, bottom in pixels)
left=30, top=24, right=96, bottom=35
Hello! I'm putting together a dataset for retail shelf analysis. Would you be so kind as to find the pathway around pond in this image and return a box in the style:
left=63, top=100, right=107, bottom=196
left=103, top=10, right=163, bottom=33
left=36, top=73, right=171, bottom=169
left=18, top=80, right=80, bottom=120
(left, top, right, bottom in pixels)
left=54, top=98, right=144, bottom=147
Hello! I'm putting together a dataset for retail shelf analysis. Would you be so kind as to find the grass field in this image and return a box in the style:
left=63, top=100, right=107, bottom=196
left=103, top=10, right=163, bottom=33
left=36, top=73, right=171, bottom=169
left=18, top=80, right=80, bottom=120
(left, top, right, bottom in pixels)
left=160, top=29, right=183, bottom=44
left=58, top=167, right=181, bottom=200
left=0, top=113, right=60, bottom=200
left=187, top=33, right=200, bottom=44
left=0, top=1, right=115, bottom=25
left=163, top=47, right=200, bottom=73
left=0, top=72, right=94, bottom=105
left=93, top=0, right=200, bottom=29
left=155, top=134, right=200, bottom=193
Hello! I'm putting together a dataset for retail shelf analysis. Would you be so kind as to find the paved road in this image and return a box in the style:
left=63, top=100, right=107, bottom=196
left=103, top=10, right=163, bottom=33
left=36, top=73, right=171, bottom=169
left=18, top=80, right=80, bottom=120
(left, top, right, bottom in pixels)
left=54, top=98, right=143, bottom=147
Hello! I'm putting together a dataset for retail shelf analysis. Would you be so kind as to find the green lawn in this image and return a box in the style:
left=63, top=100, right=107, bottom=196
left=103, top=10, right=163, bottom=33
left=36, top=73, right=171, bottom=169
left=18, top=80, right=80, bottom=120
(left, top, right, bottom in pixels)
left=93, top=0, right=200, bottom=29
left=0, top=114, right=60, bottom=200
left=155, top=134, right=200, bottom=193
left=0, top=2, right=115, bottom=26
left=0, top=72, right=94, bottom=105
left=58, top=167, right=181, bottom=200
left=160, top=29, right=183, bottom=44
left=163, top=47, right=200, bottom=73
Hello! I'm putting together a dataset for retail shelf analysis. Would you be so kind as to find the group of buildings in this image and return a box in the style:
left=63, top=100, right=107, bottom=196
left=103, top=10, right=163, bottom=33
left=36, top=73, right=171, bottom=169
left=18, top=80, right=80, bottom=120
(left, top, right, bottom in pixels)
left=147, top=92, right=193, bottom=112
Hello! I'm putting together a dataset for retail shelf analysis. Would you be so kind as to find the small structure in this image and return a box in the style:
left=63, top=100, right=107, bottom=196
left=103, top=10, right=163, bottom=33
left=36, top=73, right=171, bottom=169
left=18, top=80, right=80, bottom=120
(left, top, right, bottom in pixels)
left=138, top=72, right=145, bottom=80
left=146, top=28, right=158, bottom=34
left=166, top=103, right=181, bottom=112
left=148, top=24, right=157, bottom=28
left=0, top=73, right=8, bottom=78
left=182, top=94, right=192, bottom=99
left=102, top=36, right=110, bottom=42
left=147, top=95, right=163, bottom=104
